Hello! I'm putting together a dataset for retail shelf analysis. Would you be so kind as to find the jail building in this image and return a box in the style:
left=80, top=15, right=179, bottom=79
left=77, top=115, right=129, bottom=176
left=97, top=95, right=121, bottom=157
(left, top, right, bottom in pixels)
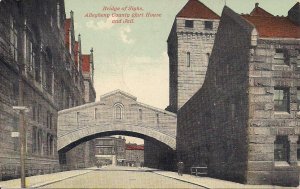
left=176, top=2, right=300, bottom=187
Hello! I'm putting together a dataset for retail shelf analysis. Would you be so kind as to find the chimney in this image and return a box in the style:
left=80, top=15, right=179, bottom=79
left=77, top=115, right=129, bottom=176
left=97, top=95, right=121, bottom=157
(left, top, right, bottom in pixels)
left=255, top=3, right=259, bottom=8
left=288, top=2, right=300, bottom=25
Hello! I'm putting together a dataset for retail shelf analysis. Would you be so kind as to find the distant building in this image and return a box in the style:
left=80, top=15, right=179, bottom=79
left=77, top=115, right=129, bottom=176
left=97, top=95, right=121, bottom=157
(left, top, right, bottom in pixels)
left=125, top=144, right=144, bottom=167
left=166, top=0, right=220, bottom=113
left=95, top=137, right=126, bottom=166
left=177, top=2, right=300, bottom=187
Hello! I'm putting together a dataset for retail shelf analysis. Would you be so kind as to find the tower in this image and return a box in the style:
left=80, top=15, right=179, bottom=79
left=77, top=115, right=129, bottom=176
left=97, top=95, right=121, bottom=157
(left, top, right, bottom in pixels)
left=167, top=0, right=220, bottom=112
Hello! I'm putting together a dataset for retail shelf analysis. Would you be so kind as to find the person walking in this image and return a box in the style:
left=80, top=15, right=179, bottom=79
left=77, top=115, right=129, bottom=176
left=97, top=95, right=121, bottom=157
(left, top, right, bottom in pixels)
left=177, top=161, right=184, bottom=176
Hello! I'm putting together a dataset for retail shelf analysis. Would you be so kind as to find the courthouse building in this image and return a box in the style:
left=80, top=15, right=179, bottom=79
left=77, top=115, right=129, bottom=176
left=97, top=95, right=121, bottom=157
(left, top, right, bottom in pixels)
left=0, top=0, right=95, bottom=180
left=176, top=1, right=300, bottom=186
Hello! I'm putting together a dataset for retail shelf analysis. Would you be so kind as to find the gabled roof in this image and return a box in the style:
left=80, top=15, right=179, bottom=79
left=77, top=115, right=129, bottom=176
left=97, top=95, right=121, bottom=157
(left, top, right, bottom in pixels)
left=82, top=55, right=90, bottom=72
left=250, top=6, right=273, bottom=17
left=242, top=15, right=300, bottom=38
left=100, top=89, right=137, bottom=101
left=177, top=0, right=219, bottom=19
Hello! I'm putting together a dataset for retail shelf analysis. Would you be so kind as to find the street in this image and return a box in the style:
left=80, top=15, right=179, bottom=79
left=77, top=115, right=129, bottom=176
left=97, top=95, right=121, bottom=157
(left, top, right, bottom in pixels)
left=41, top=166, right=202, bottom=188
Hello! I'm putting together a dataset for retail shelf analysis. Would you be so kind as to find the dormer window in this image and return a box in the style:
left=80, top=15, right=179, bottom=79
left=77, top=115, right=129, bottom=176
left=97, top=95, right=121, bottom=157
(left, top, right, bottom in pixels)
left=185, top=20, right=194, bottom=28
left=204, top=21, right=213, bottom=30
left=274, top=49, right=285, bottom=64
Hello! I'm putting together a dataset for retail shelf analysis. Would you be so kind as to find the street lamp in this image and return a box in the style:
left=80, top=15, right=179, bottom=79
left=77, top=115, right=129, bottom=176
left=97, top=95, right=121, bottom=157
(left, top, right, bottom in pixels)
left=13, top=55, right=28, bottom=188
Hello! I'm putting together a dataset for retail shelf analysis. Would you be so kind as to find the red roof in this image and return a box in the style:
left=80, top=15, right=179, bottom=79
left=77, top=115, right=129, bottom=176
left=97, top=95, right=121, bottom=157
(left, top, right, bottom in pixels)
left=64, top=19, right=71, bottom=48
left=74, top=41, right=79, bottom=67
left=177, top=0, right=219, bottom=19
left=250, top=7, right=273, bottom=17
left=82, top=55, right=90, bottom=72
left=126, top=145, right=144, bottom=150
left=242, top=15, right=300, bottom=38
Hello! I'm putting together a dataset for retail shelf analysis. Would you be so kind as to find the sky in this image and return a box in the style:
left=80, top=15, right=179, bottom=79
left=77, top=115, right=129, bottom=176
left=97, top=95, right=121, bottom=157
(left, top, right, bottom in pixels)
left=64, top=0, right=298, bottom=144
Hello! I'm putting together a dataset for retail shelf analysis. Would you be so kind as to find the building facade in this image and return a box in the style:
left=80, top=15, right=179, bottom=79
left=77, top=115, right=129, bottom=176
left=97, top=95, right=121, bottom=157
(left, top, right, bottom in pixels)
left=167, top=0, right=220, bottom=113
left=0, top=0, right=95, bottom=180
left=176, top=2, right=300, bottom=187
left=125, top=144, right=144, bottom=167
left=95, top=137, right=126, bottom=166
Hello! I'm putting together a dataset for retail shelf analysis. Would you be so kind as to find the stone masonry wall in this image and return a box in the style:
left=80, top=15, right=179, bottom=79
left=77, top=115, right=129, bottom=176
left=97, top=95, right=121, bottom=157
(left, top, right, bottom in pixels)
left=248, top=38, right=300, bottom=186
left=176, top=18, right=219, bottom=110
left=177, top=7, right=253, bottom=183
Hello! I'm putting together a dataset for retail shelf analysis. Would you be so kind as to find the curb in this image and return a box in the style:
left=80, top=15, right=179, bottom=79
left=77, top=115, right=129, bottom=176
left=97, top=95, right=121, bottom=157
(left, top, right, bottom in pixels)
left=30, top=170, right=94, bottom=188
left=152, top=171, right=210, bottom=189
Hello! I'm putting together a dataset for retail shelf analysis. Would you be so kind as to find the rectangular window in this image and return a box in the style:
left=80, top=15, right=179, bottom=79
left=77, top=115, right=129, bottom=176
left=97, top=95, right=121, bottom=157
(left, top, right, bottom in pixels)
left=156, top=113, right=159, bottom=127
left=204, top=21, right=213, bottom=30
left=297, top=136, right=300, bottom=161
left=32, top=102, right=36, bottom=121
left=273, top=49, right=285, bottom=64
left=274, top=135, right=290, bottom=162
left=297, top=88, right=300, bottom=111
left=10, top=16, right=18, bottom=62
left=25, top=37, right=35, bottom=73
left=187, top=52, right=190, bottom=67
left=297, top=49, right=300, bottom=67
left=139, top=109, right=142, bottom=121
left=32, top=127, right=37, bottom=153
left=274, top=87, right=289, bottom=112
left=185, top=20, right=193, bottom=28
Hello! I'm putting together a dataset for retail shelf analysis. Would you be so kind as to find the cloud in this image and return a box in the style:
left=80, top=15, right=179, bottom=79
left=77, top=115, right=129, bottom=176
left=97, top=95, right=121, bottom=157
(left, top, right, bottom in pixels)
left=86, top=17, right=116, bottom=30
left=120, top=26, right=135, bottom=44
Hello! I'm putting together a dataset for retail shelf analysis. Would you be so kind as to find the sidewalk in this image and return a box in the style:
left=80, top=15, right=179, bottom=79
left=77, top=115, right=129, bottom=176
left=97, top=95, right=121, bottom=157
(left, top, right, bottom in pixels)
left=0, top=169, right=93, bottom=188
left=152, top=170, right=298, bottom=189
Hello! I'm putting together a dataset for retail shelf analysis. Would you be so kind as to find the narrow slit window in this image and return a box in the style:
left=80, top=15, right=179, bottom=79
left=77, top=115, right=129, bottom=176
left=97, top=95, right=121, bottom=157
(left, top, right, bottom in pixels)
left=187, top=52, right=190, bottom=67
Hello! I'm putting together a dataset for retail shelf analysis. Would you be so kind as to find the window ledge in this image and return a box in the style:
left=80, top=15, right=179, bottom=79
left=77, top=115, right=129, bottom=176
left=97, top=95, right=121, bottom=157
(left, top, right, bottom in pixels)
left=274, top=161, right=290, bottom=167
left=274, top=111, right=290, bottom=115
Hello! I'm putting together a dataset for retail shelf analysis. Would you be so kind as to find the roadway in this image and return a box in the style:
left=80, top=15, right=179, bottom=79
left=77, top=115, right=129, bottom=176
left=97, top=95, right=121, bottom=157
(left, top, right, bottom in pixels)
left=41, top=166, right=202, bottom=188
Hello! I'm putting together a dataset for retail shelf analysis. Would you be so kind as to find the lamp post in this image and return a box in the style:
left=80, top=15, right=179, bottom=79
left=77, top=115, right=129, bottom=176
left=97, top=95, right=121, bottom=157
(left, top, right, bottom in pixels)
left=13, top=69, right=28, bottom=188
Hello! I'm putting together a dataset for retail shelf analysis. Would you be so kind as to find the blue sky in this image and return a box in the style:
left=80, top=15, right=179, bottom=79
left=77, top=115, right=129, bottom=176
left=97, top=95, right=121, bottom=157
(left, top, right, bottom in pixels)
left=64, top=0, right=298, bottom=144
left=64, top=0, right=298, bottom=109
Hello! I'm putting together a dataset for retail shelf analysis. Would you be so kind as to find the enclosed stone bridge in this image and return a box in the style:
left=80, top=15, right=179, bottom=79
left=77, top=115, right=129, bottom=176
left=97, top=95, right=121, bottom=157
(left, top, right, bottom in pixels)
left=57, top=90, right=177, bottom=152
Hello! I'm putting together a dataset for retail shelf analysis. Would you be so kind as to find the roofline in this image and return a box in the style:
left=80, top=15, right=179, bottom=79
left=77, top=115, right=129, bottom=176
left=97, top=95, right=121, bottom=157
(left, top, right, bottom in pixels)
left=176, top=17, right=220, bottom=21
left=258, top=37, right=300, bottom=41
left=176, top=0, right=220, bottom=19
left=135, top=102, right=177, bottom=117
left=58, top=90, right=177, bottom=117
left=100, top=89, right=137, bottom=101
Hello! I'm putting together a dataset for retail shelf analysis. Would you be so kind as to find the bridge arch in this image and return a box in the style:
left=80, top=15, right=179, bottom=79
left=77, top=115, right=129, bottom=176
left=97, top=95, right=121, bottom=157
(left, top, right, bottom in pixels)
left=58, top=123, right=176, bottom=152
left=57, top=90, right=177, bottom=152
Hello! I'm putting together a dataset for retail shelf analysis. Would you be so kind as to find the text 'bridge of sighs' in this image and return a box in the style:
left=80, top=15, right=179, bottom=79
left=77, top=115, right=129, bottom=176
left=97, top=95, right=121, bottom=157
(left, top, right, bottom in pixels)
left=57, top=90, right=177, bottom=152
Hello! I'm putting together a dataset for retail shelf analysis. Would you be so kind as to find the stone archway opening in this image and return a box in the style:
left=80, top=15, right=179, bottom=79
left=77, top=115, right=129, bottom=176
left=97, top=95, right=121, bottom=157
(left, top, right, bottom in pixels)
left=58, top=131, right=176, bottom=171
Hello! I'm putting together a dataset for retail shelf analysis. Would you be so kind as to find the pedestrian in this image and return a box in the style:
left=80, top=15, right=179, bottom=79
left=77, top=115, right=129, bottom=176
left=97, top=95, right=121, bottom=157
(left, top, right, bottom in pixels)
left=177, top=161, right=184, bottom=176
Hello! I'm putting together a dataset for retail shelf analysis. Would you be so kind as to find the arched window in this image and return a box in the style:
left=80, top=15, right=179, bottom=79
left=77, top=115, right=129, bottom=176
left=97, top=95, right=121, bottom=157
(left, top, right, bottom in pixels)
left=114, top=103, right=123, bottom=120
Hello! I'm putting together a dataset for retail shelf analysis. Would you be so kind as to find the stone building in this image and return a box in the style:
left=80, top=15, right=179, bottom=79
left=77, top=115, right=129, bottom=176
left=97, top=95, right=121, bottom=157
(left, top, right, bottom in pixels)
left=0, top=0, right=95, bottom=180
left=166, top=0, right=220, bottom=113
left=95, top=137, right=126, bottom=166
left=176, top=2, right=300, bottom=187
left=125, top=143, right=144, bottom=167
left=60, top=12, right=96, bottom=170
